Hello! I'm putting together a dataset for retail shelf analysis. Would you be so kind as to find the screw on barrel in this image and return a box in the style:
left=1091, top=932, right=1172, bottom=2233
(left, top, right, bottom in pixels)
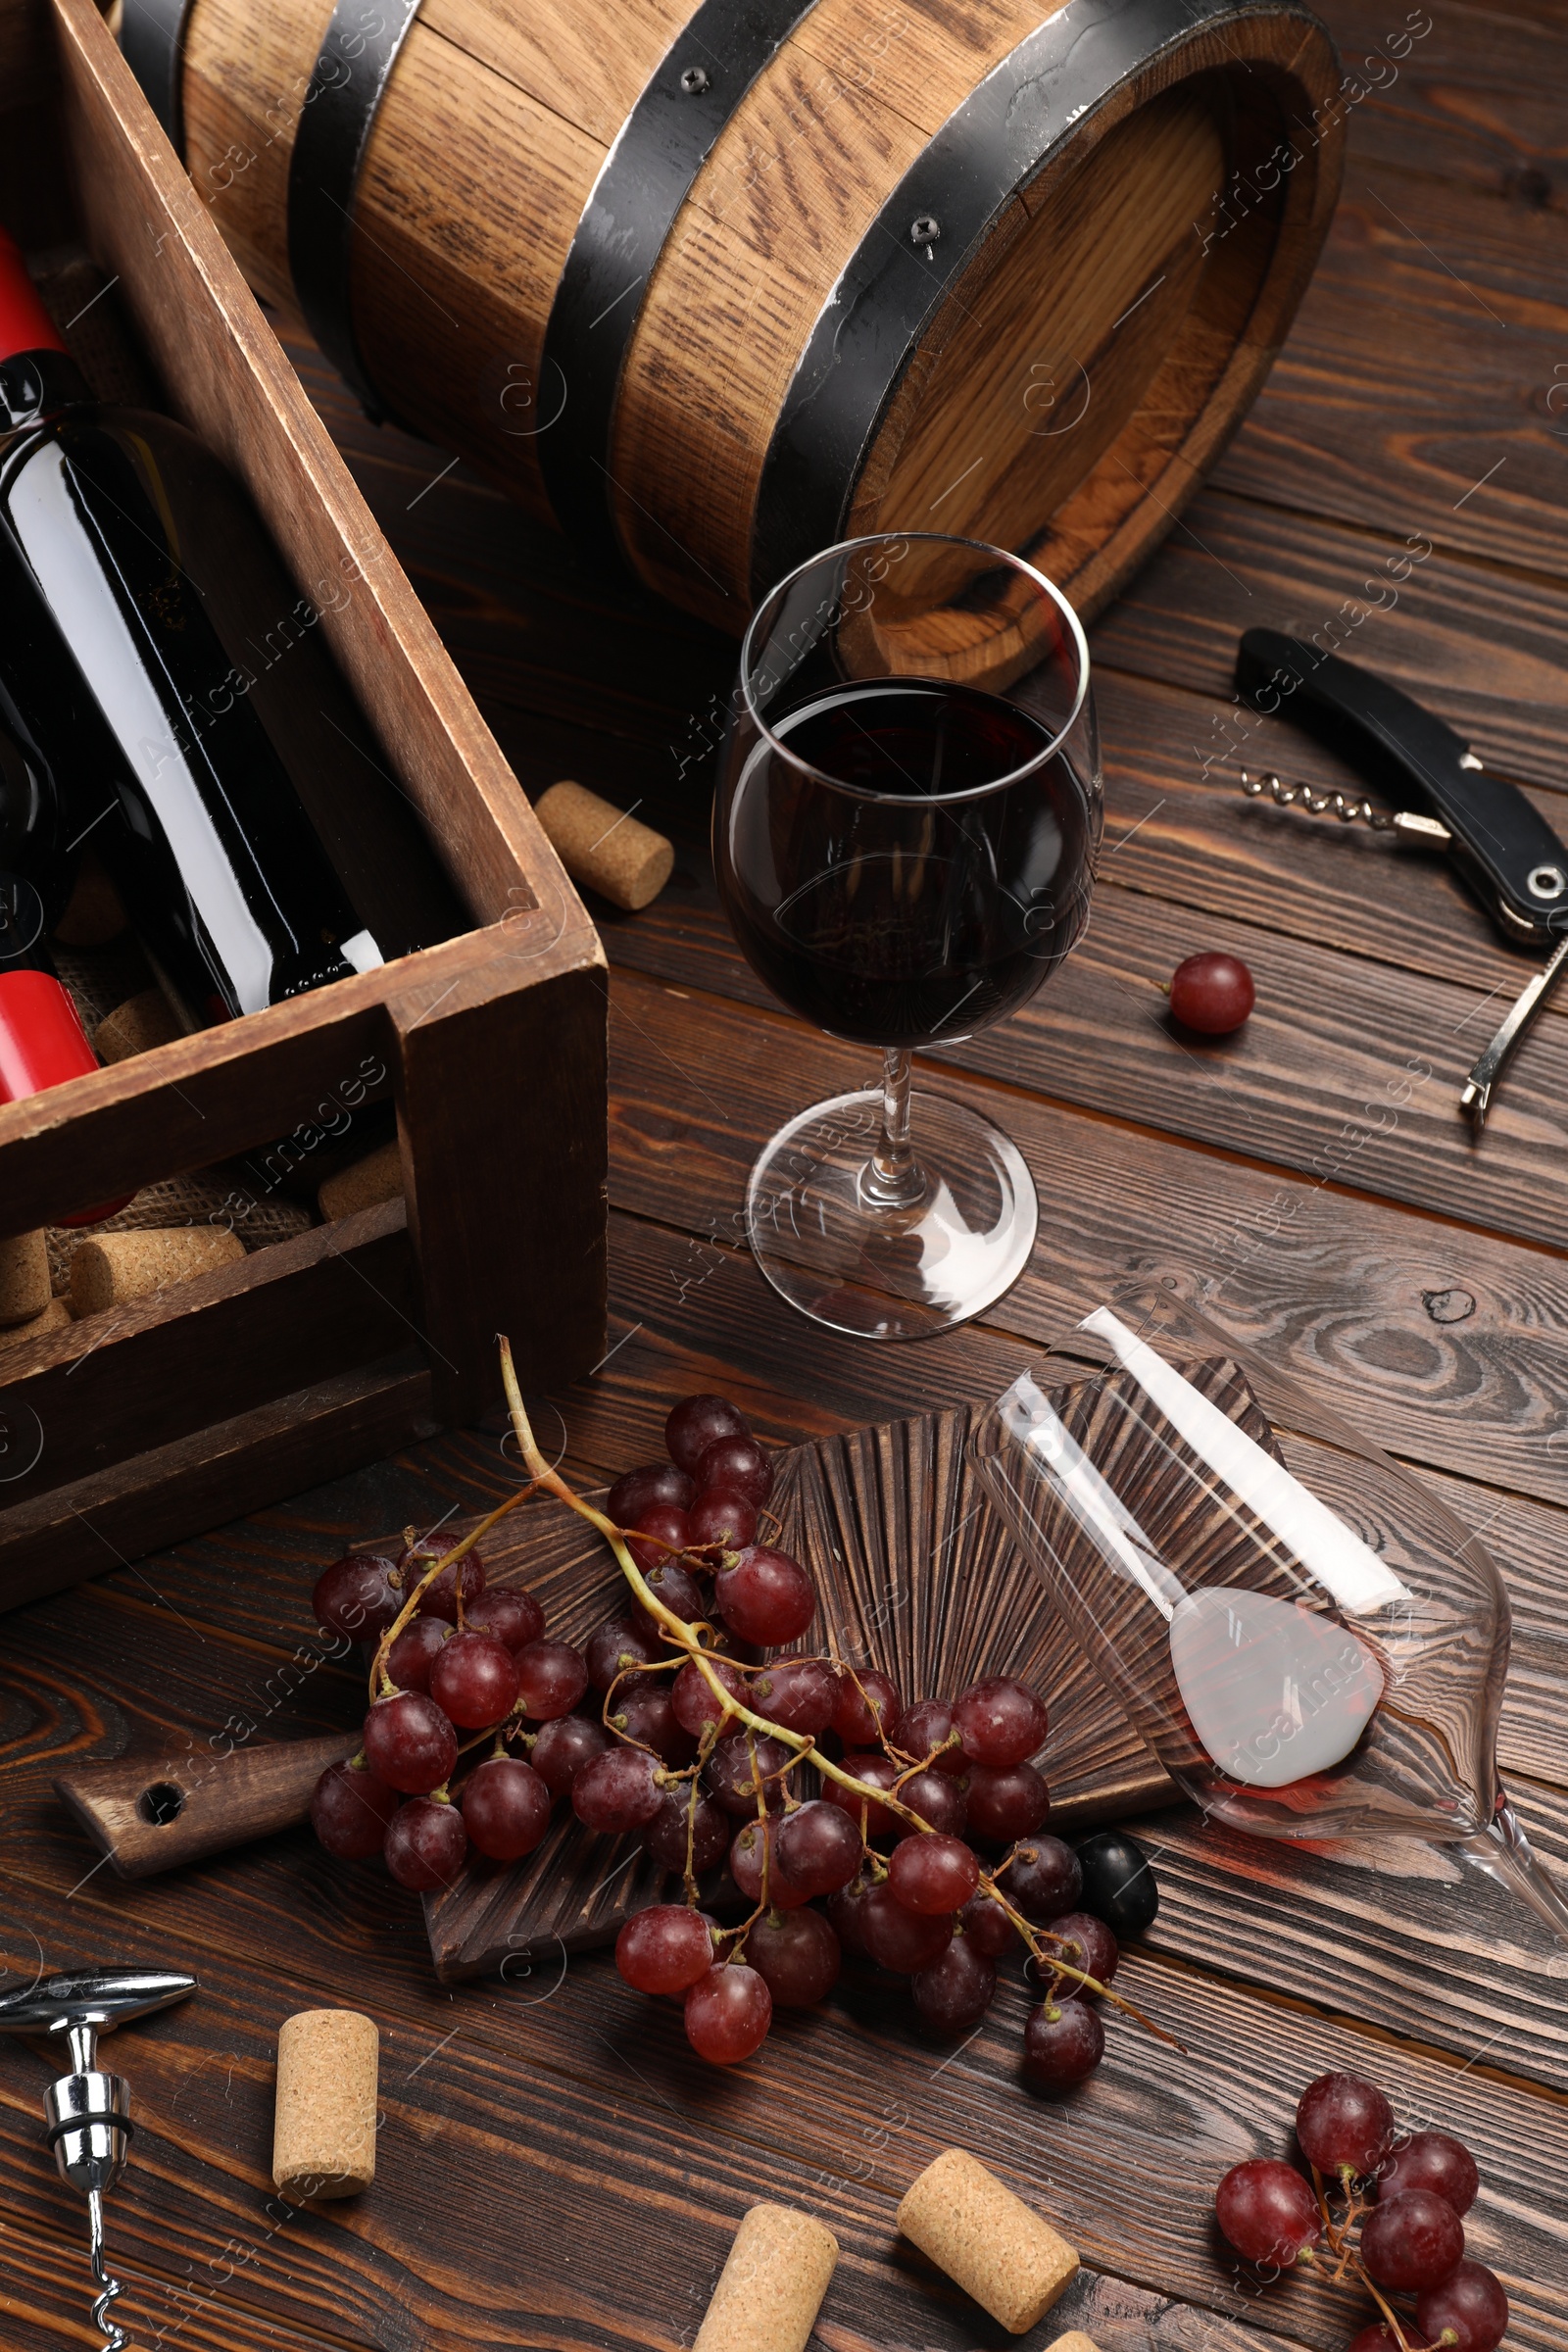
left=678, top=64, right=711, bottom=93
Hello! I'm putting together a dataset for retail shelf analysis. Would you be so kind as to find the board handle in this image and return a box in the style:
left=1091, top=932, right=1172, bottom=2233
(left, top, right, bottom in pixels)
left=53, top=1731, right=359, bottom=1881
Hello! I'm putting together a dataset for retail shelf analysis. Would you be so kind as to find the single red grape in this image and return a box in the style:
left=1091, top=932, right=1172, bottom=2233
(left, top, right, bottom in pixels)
left=428, top=1630, right=521, bottom=1729
left=729, top=1818, right=809, bottom=1909
left=616, top=1902, right=714, bottom=1994
left=1415, top=2260, right=1509, bottom=2352
left=752, top=1656, right=838, bottom=1736
left=610, top=1688, right=699, bottom=1768
left=572, top=1747, right=664, bottom=1835
left=707, top=1732, right=792, bottom=1817
left=311, top=1759, right=399, bottom=1859
left=635, top=1560, right=707, bottom=1633
left=912, top=1935, right=996, bottom=2036
left=363, top=1690, right=459, bottom=1794
left=898, top=1697, right=966, bottom=1776
left=514, top=1639, right=589, bottom=1721
left=684, top=1961, right=772, bottom=2063
left=384, top=1795, right=467, bottom=1890
left=714, top=1545, right=816, bottom=1645
left=628, top=1502, right=691, bottom=1576
left=825, top=1753, right=903, bottom=1842
left=746, top=1907, right=841, bottom=2007
left=312, top=1548, right=403, bottom=1642
left=1297, top=2072, right=1396, bottom=2180
left=954, top=1676, right=1049, bottom=1768
left=686, top=1490, right=759, bottom=1552
left=462, top=1756, right=552, bottom=1860
left=824, top=1872, right=874, bottom=1958
left=671, top=1653, right=745, bottom=1735
left=695, top=1434, right=773, bottom=1506
left=775, top=1798, right=863, bottom=1897
left=1169, top=950, right=1254, bottom=1035
left=666, top=1395, right=752, bottom=1475
left=1214, top=2159, right=1321, bottom=2265
left=607, top=1462, right=694, bottom=1524
left=403, top=1535, right=484, bottom=1623
left=889, top=1834, right=980, bottom=1915
left=464, top=1587, right=546, bottom=1652
left=386, top=1615, right=449, bottom=1694
left=859, top=1884, right=954, bottom=1974
left=958, top=1889, right=1019, bottom=1958
left=999, top=1837, right=1082, bottom=1921
left=895, top=1769, right=967, bottom=1839
left=586, top=1615, right=662, bottom=1692
left=529, top=1712, right=611, bottom=1795
left=1342, top=2331, right=1406, bottom=2352
left=1037, top=1910, right=1117, bottom=1998
left=964, top=1761, right=1051, bottom=1843
left=647, top=1787, right=731, bottom=1875
left=1376, top=2131, right=1479, bottom=2216
left=1022, top=1995, right=1104, bottom=2092
left=1360, top=2189, right=1464, bottom=2292
left=832, top=1668, right=901, bottom=1747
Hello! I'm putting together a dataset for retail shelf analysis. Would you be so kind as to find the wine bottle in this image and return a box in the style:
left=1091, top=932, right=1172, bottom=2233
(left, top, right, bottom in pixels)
left=0, top=869, right=97, bottom=1105
left=0, top=227, right=388, bottom=1028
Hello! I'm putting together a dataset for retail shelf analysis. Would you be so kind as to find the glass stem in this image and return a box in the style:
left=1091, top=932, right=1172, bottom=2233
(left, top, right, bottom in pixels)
left=1454, top=1801, right=1568, bottom=1965
left=859, top=1048, right=927, bottom=1210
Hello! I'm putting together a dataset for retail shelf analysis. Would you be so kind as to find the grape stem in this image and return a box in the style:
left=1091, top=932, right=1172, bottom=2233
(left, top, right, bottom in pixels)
left=366, top=1480, right=544, bottom=1704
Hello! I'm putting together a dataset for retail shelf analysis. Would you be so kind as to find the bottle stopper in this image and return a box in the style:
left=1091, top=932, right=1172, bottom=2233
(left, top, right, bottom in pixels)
left=534, top=780, right=674, bottom=912
left=1045, top=2334, right=1103, bottom=2352
left=897, top=2148, right=1079, bottom=2333
left=693, top=2203, right=839, bottom=2352
left=318, top=1136, right=403, bottom=1220
left=93, top=989, right=181, bottom=1063
left=0, top=1296, right=73, bottom=1349
left=272, top=2009, right=379, bottom=2201
left=0, top=1229, right=51, bottom=1327
left=69, top=1227, right=245, bottom=1315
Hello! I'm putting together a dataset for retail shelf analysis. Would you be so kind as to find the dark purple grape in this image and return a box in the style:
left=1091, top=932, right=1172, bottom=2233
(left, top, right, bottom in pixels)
left=1074, top=1829, right=1158, bottom=1936
left=859, top=1884, right=954, bottom=1974
left=1376, top=2131, right=1479, bottom=2216
left=958, top=1890, right=1020, bottom=1959
left=1360, top=2188, right=1464, bottom=2291
left=465, top=1588, right=546, bottom=1652
left=635, top=1560, right=707, bottom=1633
left=1343, top=2329, right=1403, bottom=2352
left=729, top=1818, right=809, bottom=1908
left=898, top=1697, right=966, bottom=1776
left=714, top=1546, right=816, bottom=1645
left=895, top=1769, right=967, bottom=1839
left=684, top=1962, right=771, bottom=2063
left=312, top=1548, right=402, bottom=1642
left=611, top=1687, right=700, bottom=1768
left=311, top=1759, right=400, bottom=1859
left=428, top=1630, right=520, bottom=1729
left=1169, top=950, right=1254, bottom=1035
left=999, top=1837, right=1081, bottom=1922
left=824, top=1871, right=874, bottom=1959
left=1297, top=2071, right=1396, bottom=2180
left=461, top=1756, right=551, bottom=1860
left=911, top=1935, right=996, bottom=2036
left=686, top=1490, right=759, bottom=1552
left=384, top=1795, right=467, bottom=1889
left=962, top=1762, right=1051, bottom=1844
left=528, top=1712, right=611, bottom=1796
left=572, top=1747, right=664, bottom=1835
left=1213, top=2159, right=1320, bottom=2264
left=775, top=1798, right=863, bottom=1897
left=363, top=1690, right=459, bottom=1795
left=888, top=1834, right=979, bottom=1915
left=671, top=1654, right=746, bottom=1735
left=1022, top=1997, right=1104, bottom=2093
left=1036, top=1910, right=1117, bottom=1999
left=695, top=1434, right=773, bottom=1506
left=707, top=1732, right=792, bottom=1817
left=832, top=1669, right=901, bottom=1747
left=647, top=1787, right=731, bottom=1876
left=514, top=1640, right=589, bottom=1721
left=386, top=1615, right=449, bottom=1693
left=403, top=1535, right=484, bottom=1624
left=607, top=1462, right=695, bottom=1524
left=752, top=1657, right=838, bottom=1737
left=666, top=1395, right=752, bottom=1477
left=627, top=1503, right=691, bottom=1576
left=746, top=1908, right=841, bottom=2008
left=616, top=1902, right=714, bottom=1994
left=1415, top=2260, right=1509, bottom=2352
left=954, top=1676, right=1049, bottom=1767
left=824, top=1753, right=902, bottom=1842
left=586, top=1615, right=662, bottom=1692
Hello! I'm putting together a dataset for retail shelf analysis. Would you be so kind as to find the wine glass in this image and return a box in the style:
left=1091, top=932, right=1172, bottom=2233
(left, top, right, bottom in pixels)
left=971, top=1280, right=1568, bottom=1955
left=713, top=532, right=1101, bottom=1341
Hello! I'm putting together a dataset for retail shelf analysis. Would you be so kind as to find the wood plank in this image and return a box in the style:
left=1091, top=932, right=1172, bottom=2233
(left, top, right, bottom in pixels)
left=0, top=2224, right=347, bottom=2352
left=1312, top=0, right=1568, bottom=197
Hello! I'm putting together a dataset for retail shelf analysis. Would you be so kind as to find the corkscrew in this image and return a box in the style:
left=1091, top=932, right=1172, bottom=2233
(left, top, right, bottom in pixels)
left=0, top=1966, right=196, bottom=2349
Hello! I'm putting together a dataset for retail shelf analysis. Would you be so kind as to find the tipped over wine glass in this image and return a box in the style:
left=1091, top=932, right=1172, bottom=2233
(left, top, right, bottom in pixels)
left=712, top=532, right=1102, bottom=1340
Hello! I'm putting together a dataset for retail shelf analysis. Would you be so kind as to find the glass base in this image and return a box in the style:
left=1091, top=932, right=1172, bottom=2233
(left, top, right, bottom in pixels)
left=745, top=1085, right=1037, bottom=1340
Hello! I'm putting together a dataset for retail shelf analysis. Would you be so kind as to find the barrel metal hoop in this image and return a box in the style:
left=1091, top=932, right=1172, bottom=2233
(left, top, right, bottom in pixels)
left=118, top=0, right=198, bottom=155
left=751, top=0, right=1297, bottom=601
left=539, top=0, right=821, bottom=574
left=286, top=0, right=426, bottom=426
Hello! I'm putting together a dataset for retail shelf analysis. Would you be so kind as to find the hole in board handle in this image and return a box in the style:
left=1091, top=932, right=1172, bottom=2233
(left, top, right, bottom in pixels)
left=136, top=1783, right=185, bottom=1826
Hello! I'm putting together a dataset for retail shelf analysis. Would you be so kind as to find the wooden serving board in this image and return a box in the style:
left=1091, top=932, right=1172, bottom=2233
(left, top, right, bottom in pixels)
left=424, top=1402, right=1181, bottom=1982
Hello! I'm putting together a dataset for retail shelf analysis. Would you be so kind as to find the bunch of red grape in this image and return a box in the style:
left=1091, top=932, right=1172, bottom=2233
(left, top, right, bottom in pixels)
left=1214, top=2069, right=1508, bottom=2352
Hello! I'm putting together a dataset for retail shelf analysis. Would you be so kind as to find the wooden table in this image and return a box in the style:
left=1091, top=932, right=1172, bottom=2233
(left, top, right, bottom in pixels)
left=4, top=2, right=1568, bottom=2344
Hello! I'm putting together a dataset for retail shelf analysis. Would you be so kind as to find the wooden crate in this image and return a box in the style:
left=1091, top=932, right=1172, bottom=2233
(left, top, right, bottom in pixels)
left=0, top=0, right=608, bottom=1609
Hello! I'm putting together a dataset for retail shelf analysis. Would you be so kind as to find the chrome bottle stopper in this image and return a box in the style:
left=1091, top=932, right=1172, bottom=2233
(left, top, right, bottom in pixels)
left=0, top=1966, right=196, bottom=2348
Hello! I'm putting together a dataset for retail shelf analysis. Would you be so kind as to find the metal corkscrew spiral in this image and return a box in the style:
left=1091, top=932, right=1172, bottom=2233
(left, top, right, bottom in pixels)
left=0, top=1967, right=196, bottom=2350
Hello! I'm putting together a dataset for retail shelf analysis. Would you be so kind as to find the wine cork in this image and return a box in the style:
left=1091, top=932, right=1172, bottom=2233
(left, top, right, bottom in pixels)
left=53, top=853, right=127, bottom=947
left=1045, top=2334, right=1103, bottom=2352
left=535, top=780, right=674, bottom=912
left=897, top=2149, right=1079, bottom=2334
left=0, top=1296, right=73, bottom=1349
left=0, top=1230, right=50, bottom=1327
left=94, top=989, right=181, bottom=1063
left=69, top=1226, right=245, bottom=1315
left=272, top=2009, right=378, bottom=2201
left=318, top=1137, right=404, bottom=1221
left=693, top=2204, right=839, bottom=2352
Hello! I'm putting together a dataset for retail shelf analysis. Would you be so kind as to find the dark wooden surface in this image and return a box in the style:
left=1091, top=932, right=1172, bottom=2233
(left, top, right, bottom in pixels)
left=5, top=4, right=1568, bottom=2346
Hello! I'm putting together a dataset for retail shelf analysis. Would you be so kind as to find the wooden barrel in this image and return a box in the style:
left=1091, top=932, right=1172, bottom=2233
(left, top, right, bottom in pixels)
left=135, top=0, right=1345, bottom=630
